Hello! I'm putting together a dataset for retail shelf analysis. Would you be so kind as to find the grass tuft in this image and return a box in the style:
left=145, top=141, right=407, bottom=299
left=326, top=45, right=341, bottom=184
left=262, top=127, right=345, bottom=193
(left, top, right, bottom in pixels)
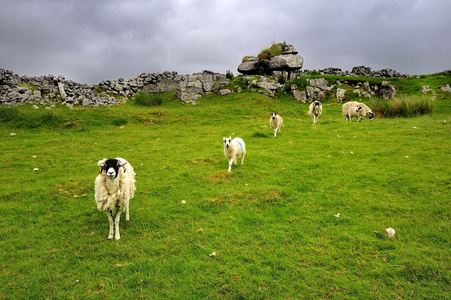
left=134, top=92, right=163, bottom=106
left=371, top=95, right=434, bottom=118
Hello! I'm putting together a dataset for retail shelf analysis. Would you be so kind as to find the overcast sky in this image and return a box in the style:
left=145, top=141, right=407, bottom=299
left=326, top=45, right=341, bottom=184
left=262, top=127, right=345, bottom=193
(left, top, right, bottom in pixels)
left=1, top=0, right=450, bottom=84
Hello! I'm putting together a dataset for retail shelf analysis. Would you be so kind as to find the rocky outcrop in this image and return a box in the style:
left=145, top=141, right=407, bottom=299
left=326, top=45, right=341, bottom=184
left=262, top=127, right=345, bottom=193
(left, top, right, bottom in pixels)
left=307, top=65, right=410, bottom=78
left=0, top=69, right=119, bottom=107
left=177, top=71, right=229, bottom=105
left=237, top=44, right=304, bottom=76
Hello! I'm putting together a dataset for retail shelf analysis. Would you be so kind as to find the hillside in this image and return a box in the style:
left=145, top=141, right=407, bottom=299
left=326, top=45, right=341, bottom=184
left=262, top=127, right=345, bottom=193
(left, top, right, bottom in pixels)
left=0, top=72, right=449, bottom=298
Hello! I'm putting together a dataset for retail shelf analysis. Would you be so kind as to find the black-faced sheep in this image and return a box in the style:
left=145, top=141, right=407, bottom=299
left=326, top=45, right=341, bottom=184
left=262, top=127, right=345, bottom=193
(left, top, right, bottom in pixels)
left=308, top=101, right=322, bottom=124
left=95, top=158, right=136, bottom=240
left=269, top=112, right=283, bottom=137
left=223, top=136, right=246, bottom=172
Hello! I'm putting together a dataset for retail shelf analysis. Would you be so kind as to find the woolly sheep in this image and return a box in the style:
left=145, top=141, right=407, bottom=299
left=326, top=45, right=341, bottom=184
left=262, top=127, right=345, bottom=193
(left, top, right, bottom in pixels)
left=95, top=157, right=136, bottom=240
left=347, top=105, right=367, bottom=122
left=269, top=112, right=283, bottom=137
left=342, top=101, right=374, bottom=121
left=223, top=136, right=246, bottom=172
left=308, top=101, right=322, bottom=124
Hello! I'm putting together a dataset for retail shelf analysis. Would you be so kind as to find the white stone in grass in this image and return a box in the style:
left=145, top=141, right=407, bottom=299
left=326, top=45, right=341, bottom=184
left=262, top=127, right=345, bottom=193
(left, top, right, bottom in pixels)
left=209, top=251, right=217, bottom=257
left=386, top=227, right=396, bottom=237
left=181, top=200, right=186, bottom=204
left=33, top=168, right=39, bottom=172
left=32, top=105, right=39, bottom=109
left=405, top=156, right=409, bottom=158
left=10, top=133, right=16, bottom=137
left=334, top=213, right=340, bottom=218
left=412, top=127, right=417, bottom=129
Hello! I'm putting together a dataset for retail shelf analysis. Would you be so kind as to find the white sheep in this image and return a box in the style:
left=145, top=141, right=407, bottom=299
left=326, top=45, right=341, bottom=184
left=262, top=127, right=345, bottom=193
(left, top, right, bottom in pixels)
left=347, top=105, right=367, bottom=122
left=342, top=101, right=374, bottom=121
left=223, top=136, right=246, bottom=172
left=342, top=101, right=359, bottom=121
left=308, top=101, right=322, bottom=124
left=269, top=112, right=283, bottom=137
left=95, top=157, right=136, bottom=240
left=357, top=102, right=374, bottom=121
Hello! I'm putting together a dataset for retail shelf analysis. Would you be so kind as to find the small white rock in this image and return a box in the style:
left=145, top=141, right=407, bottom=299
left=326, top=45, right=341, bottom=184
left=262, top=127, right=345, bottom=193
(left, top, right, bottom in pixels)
left=334, top=213, right=340, bottom=218
left=181, top=200, right=186, bottom=204
left=33, top=168, right=39, bottom=172
left=209, top=251, right=217, bottom=257
left=386, top=227, right=396, bottom=237
left=32, top=156, right=37, bottom=158
left=10, top=133, right=16, bottom=137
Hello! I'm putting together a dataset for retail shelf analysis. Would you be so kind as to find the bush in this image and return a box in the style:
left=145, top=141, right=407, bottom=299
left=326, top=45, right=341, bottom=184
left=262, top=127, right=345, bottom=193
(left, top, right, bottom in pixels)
left=112, top=118, right=128, bottom=126
left=134, top=92, right=163, bottom=106
left=371, top=95, right=434, bottom=118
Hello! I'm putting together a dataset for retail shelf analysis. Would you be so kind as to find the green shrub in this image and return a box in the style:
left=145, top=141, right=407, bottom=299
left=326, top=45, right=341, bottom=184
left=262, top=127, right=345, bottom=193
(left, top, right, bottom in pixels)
left=134, top=92, right=163, bottom=106
left=371, top=95, right=434, bottom=118
left=226, top=70, right=234, bottom=80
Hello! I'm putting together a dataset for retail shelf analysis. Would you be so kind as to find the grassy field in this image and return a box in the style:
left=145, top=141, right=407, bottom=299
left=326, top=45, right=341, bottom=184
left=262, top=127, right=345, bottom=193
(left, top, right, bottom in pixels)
left=0, top=74, right=450, bottom=299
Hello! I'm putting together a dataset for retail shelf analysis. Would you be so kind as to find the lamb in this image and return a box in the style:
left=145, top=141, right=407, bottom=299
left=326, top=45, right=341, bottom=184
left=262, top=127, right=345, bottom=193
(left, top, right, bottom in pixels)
left=308, top=101, right=322, bottom=124
left=223, top=136, right=246, bottom=172
left=347, top=105, right=367, bottom=122
left=95, top=157, right=136, bottom=240
left=342, top=101, right=374, bottom=121
left=269, top=112, right=283, bottom=137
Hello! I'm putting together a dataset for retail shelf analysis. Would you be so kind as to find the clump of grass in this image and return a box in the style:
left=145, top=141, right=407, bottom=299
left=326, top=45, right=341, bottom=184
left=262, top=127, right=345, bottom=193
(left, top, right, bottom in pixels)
left=112, top=118, right=128, bottom=126
left=371, top=95, right=434, bottom=118
left=257, top=42, right=285, bottom=60
left=134, top=92, right=163, bottom=106
left=251, top=131, right=269, bottom=138
left=0, top=106, right=70, bottom=128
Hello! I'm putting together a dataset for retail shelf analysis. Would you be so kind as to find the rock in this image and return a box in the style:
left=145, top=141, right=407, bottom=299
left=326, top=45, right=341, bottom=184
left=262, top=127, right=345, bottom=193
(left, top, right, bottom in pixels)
left=237, top=44, right=304, bottom=75
left=336, top=88, right=346, bottom=103
left=440, top=84, right=451, bottom=92
left=380, top=81, right=397, bottom=99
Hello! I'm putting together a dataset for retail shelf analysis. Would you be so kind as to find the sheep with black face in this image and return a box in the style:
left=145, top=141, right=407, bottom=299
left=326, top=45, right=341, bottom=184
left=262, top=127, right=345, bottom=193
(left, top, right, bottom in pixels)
left=95, top=158, right=136, bottom=240
left=308, top=101, right=322, bottom=124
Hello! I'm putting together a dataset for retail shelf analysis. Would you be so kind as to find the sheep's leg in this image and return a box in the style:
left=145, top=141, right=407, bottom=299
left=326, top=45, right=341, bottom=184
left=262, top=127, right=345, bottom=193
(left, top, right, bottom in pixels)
left=114, top=208, right=122, bottom=240
left=227, top=159, right=232, bottom=172
left=241, top=151, right=245, bottom=165
left=107, top=210, right=114, bottom=239
left=274, top=129, right=277, bottom=137
left=125, top=202, right=130, bottom=221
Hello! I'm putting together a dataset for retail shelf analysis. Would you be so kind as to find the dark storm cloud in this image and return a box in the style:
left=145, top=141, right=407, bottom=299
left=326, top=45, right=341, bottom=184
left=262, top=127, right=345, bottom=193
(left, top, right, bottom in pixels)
left=1, top=0, right=450, bottom=83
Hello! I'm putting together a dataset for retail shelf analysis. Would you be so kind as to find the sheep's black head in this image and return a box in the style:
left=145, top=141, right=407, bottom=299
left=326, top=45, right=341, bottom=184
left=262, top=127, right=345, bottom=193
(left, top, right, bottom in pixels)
left=98, top=158, right=127, bottom=179
left=367, top=111, right=374, bottom=120
left=270, top=112, right=279, bottom=119
left=314, top=101, right=321, bottom=107
left=223, top=136, right=232, bottom=149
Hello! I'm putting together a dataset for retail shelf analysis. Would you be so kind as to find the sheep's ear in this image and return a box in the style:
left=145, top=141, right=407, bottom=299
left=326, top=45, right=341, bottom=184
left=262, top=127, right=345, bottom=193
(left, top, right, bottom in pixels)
left=97, top=158, right=107, bottom=167
left=276, top=112, right=279, bottom=114
left=119, top=161, right=128, bottom=167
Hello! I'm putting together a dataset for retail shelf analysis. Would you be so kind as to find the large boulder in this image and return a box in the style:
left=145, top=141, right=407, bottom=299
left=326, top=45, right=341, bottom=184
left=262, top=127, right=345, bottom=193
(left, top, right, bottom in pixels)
left=237, top=44, right=304, bottom=75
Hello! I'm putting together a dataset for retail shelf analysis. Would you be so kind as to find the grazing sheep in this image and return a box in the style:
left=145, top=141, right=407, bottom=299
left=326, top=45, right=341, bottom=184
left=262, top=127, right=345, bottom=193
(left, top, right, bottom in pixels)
left=269, top=112, right=283, bottom=137
left=95, top=158, right=136, bottom=240
left=342, top=101, right=359, bottom=121
left=357, top=102, right=374, bottom=121
left=342, top=101, right=374, bottom=121
left=308, top=101, right=322, bottom=124
left=347, top=105, right=367, bottom=122
left=223, top=136, right=246, bottom=172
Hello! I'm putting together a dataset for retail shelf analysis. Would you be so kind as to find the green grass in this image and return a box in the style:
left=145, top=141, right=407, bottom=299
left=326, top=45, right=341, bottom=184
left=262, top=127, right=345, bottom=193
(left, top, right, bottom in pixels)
left=0, top=84, right=450, bottom=298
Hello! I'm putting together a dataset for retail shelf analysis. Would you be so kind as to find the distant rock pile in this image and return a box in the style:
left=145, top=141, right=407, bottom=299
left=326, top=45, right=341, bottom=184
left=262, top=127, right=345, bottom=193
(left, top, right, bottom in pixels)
left=308, top=66, right=409, bottom=78
left=0, top=68, right=119, bottom=107
left=99, top=70, right=230, bottom=105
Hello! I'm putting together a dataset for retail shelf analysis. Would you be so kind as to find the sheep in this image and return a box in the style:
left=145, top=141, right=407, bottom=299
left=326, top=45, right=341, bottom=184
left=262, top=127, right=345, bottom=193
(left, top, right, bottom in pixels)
left=342, top=101, right=374, bottom=121
left=269, top=112, right=283, bottom=137
left=95, top=157, right=136, bottom=240
left=223, top=136, right=246, bottom=172
left=342, top=101, right=359, bottom=121
left=308, top=101, right=322, bottom=124
left=357, top=102, right=374, bottom=121
left=347, top=105, right=367, bottom=122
